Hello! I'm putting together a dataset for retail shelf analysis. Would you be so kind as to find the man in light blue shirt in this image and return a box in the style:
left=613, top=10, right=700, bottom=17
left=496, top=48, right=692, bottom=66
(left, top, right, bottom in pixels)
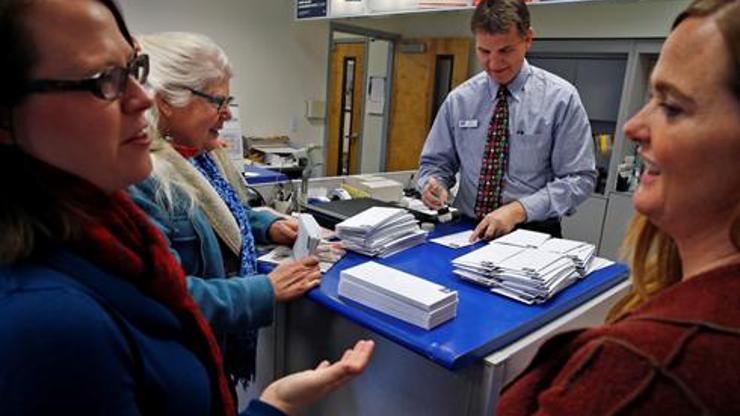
left=417, top=0, right=596, bottom=240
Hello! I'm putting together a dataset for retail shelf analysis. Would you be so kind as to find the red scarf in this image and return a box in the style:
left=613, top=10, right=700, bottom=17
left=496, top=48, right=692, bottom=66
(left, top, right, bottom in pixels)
left=47, top=164, right=235, bottom=415
left=172, top=142, right=202, bottom=159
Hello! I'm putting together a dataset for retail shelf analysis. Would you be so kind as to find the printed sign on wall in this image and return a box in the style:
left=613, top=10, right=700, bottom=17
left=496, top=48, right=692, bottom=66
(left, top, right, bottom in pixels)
left=296, top=0, right=327, bottom=19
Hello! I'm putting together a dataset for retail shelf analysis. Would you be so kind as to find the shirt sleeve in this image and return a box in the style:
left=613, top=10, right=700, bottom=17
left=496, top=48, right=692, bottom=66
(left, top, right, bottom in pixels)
left=517, top=90, right=597, bottom=221
left=247, top=208, right=281, bottom=244
left=241, top=400, right=287, bottom=416
left=0, top=289, right=142, bottom=415
left=186, top=274, right=274, bottom=333
left=129, top=180, right=275, bottom=333
left=417, top=98, right=460, bottom=193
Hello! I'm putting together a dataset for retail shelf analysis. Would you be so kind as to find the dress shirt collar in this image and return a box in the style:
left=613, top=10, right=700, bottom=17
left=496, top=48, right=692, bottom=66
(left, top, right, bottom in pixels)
left=486, top=59, right=532, bottom=103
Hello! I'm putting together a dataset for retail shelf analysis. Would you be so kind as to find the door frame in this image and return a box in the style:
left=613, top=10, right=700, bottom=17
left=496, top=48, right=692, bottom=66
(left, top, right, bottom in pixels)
left=324, top=23, right=400, bottom=175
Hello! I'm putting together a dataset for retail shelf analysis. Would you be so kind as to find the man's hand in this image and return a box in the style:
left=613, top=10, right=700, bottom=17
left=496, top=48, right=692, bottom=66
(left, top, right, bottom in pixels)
left=260, top=340, right=375, bottom=416
left=268, top=256, right=321, bottom=302
left=470, top=201, right=528, bottom=241
left=268, top=218, right=299, bottom=245
left=421, top=177, right=449, bottom=210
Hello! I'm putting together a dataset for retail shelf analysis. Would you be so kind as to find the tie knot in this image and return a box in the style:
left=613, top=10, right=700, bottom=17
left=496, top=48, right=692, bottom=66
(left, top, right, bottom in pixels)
left=496, top=86, right=509, bottom=99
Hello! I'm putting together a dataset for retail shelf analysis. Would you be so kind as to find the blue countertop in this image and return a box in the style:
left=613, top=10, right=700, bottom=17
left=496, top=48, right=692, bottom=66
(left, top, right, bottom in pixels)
left=243, top=164, right=289, bottom=184
left=304, top=220, right=629, bottom=370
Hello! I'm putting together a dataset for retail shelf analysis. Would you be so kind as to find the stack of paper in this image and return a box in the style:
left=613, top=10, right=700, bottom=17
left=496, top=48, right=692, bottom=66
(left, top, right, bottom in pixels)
left=338, top=261, right=458, bottom=330
left=335, top=207, right=428, bottom=258
left=451, top=229, right=599, bottom=304
left=539, top=238, right=596, bottom=275
left=453, top=243, right=578, bottom=304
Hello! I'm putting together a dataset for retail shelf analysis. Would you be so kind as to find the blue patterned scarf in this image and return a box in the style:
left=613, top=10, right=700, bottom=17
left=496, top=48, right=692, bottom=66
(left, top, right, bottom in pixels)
left=191, top=153, right=258, bottom=276
left=191, top=152, right=259, bottom=387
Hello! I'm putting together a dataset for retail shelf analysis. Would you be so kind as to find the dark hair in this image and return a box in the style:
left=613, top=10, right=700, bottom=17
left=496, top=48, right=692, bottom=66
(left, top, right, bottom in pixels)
left=0, top=0, right=133, bottom=264
left=470, top=0, right=530, bottom=38
left=0, top=0, right=133, bottom=108
left=672, top=0, right=740, bottom=99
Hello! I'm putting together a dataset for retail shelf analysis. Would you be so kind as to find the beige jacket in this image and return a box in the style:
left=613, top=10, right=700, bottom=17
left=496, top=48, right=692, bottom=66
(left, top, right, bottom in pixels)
left=149, top=136, right=243, bottom=257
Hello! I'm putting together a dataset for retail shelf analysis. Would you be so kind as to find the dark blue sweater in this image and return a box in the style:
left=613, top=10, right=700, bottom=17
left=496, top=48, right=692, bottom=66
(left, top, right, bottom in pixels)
left=0, top=251, right=284, bottom=415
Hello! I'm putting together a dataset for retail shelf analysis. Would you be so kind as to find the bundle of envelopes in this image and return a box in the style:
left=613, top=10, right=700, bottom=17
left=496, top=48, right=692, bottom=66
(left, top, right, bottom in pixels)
left=335, top=206, right=428, bottom=258
left=292, top=213, right=321, bottom=260
left=452, top=229, right=596, bottom=304
left=257, top=213, right=344, bottom=273
left=338, top=261, right=458, bottom=330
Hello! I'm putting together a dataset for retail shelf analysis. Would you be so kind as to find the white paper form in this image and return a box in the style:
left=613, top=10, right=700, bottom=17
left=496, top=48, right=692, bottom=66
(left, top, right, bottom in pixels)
left=586, top=257, right=615, bottom=274
left=335, top=207, right=407, bottom=233
left=430, top=230, right=476, bottom=249
left=492, top=229, right=551, bottom=248
left=258, top=245, right=343, bottom=273
left=539, top=238, right=589, bottom=253
left=452, top=243, right=524, bottom=269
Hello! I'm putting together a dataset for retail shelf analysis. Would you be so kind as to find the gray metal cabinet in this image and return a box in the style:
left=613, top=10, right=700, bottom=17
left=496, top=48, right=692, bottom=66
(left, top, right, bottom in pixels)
left=562, top=194, right=607, bottom=250
left=575, top=58, right=626, bottom=122
left=527, top=57, right=577, bottom=84
left=599, top=191, right=636, bottom=260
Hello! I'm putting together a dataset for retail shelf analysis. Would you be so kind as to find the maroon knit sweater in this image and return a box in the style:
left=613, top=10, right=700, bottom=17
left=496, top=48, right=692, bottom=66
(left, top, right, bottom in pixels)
left=497, top=263, right=740, bottom=416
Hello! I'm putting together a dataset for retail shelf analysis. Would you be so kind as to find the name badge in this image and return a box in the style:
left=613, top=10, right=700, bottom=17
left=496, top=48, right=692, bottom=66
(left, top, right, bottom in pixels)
left=458, top=119, right=479, bottom=128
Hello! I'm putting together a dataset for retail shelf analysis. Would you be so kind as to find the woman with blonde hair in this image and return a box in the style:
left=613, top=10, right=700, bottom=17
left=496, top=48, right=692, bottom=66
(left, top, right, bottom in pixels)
left=129, top=31, right=322, bottom=388
left=496, top=0, right=740, bottom=414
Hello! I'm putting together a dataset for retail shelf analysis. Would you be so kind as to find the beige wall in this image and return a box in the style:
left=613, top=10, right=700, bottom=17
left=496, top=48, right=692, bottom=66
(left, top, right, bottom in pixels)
left=334, top=0, right=690, bottom=39
left=119, top=0, right=689, bottom=158
left=119, top=0, right=330, bottom=147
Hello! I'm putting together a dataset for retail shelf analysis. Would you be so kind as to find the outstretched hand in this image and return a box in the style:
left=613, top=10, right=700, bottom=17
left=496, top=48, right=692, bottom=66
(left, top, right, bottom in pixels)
left=260, top=340, right=375, bottom=416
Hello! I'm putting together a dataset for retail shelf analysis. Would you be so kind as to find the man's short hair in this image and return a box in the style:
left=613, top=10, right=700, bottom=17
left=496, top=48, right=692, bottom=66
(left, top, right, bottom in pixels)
left=470, top=0, right=530, bottom=38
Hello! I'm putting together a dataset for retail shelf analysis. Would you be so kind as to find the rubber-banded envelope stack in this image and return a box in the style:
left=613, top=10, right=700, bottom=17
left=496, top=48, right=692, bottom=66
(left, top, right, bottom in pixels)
left=452, top=229, right=595, bottom=304
left=539, top=238, right=596, bottom=276
left=335, top=206, right=428, bottom=258
left=338, top=261, right=458, bottom=330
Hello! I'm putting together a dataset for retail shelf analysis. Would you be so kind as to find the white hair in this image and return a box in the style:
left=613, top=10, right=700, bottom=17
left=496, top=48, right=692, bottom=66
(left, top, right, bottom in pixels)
left=137, top=32, right=233, bottom=215
left=138, top=32, right=233, bottom=129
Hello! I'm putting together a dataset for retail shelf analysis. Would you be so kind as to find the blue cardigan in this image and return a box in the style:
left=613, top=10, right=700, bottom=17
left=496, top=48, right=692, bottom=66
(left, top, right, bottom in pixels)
left=0, top=251, right=285, bottom=415
left=129, top=177, right=277, bottom=334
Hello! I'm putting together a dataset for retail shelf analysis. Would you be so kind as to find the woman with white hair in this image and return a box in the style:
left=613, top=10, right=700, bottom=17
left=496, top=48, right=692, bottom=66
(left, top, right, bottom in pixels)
left=129, top=32, right=321, bottom=388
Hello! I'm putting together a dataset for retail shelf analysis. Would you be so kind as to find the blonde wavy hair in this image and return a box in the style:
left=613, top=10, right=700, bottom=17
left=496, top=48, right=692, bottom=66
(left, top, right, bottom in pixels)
left=607, top=0, right=740, bottom=321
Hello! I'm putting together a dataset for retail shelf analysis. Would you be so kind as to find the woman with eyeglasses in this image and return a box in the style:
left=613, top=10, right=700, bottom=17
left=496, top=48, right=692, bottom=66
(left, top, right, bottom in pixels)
left=128, top=32, right=324, bottom=391
left=0, top=1, right=371, bottom=415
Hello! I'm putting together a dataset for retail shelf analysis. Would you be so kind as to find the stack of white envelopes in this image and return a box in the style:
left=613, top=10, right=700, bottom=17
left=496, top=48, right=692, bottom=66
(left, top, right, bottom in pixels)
left=336, top=206, right=428, bottom=258
left=539, top=238, right=596, bottom=275
left=452, top=229, right=596, bottom=304
left=339, top=261, right=458, bottom=330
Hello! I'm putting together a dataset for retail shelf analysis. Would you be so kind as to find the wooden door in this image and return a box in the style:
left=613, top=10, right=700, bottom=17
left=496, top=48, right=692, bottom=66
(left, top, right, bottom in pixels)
left=327, top=41, right=366, bottom=176
left=386, top=38, right=470, bottom=172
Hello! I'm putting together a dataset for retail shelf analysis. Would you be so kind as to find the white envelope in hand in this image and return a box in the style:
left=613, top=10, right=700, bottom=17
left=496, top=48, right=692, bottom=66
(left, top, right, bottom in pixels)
left=293, top=213, right=321, bottom=260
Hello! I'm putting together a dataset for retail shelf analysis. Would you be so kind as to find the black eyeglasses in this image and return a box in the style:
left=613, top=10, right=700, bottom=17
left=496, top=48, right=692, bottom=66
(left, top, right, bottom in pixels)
left=25, top=54, right=149, bottom=101
left=185, top=87, right=234, bottom=113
